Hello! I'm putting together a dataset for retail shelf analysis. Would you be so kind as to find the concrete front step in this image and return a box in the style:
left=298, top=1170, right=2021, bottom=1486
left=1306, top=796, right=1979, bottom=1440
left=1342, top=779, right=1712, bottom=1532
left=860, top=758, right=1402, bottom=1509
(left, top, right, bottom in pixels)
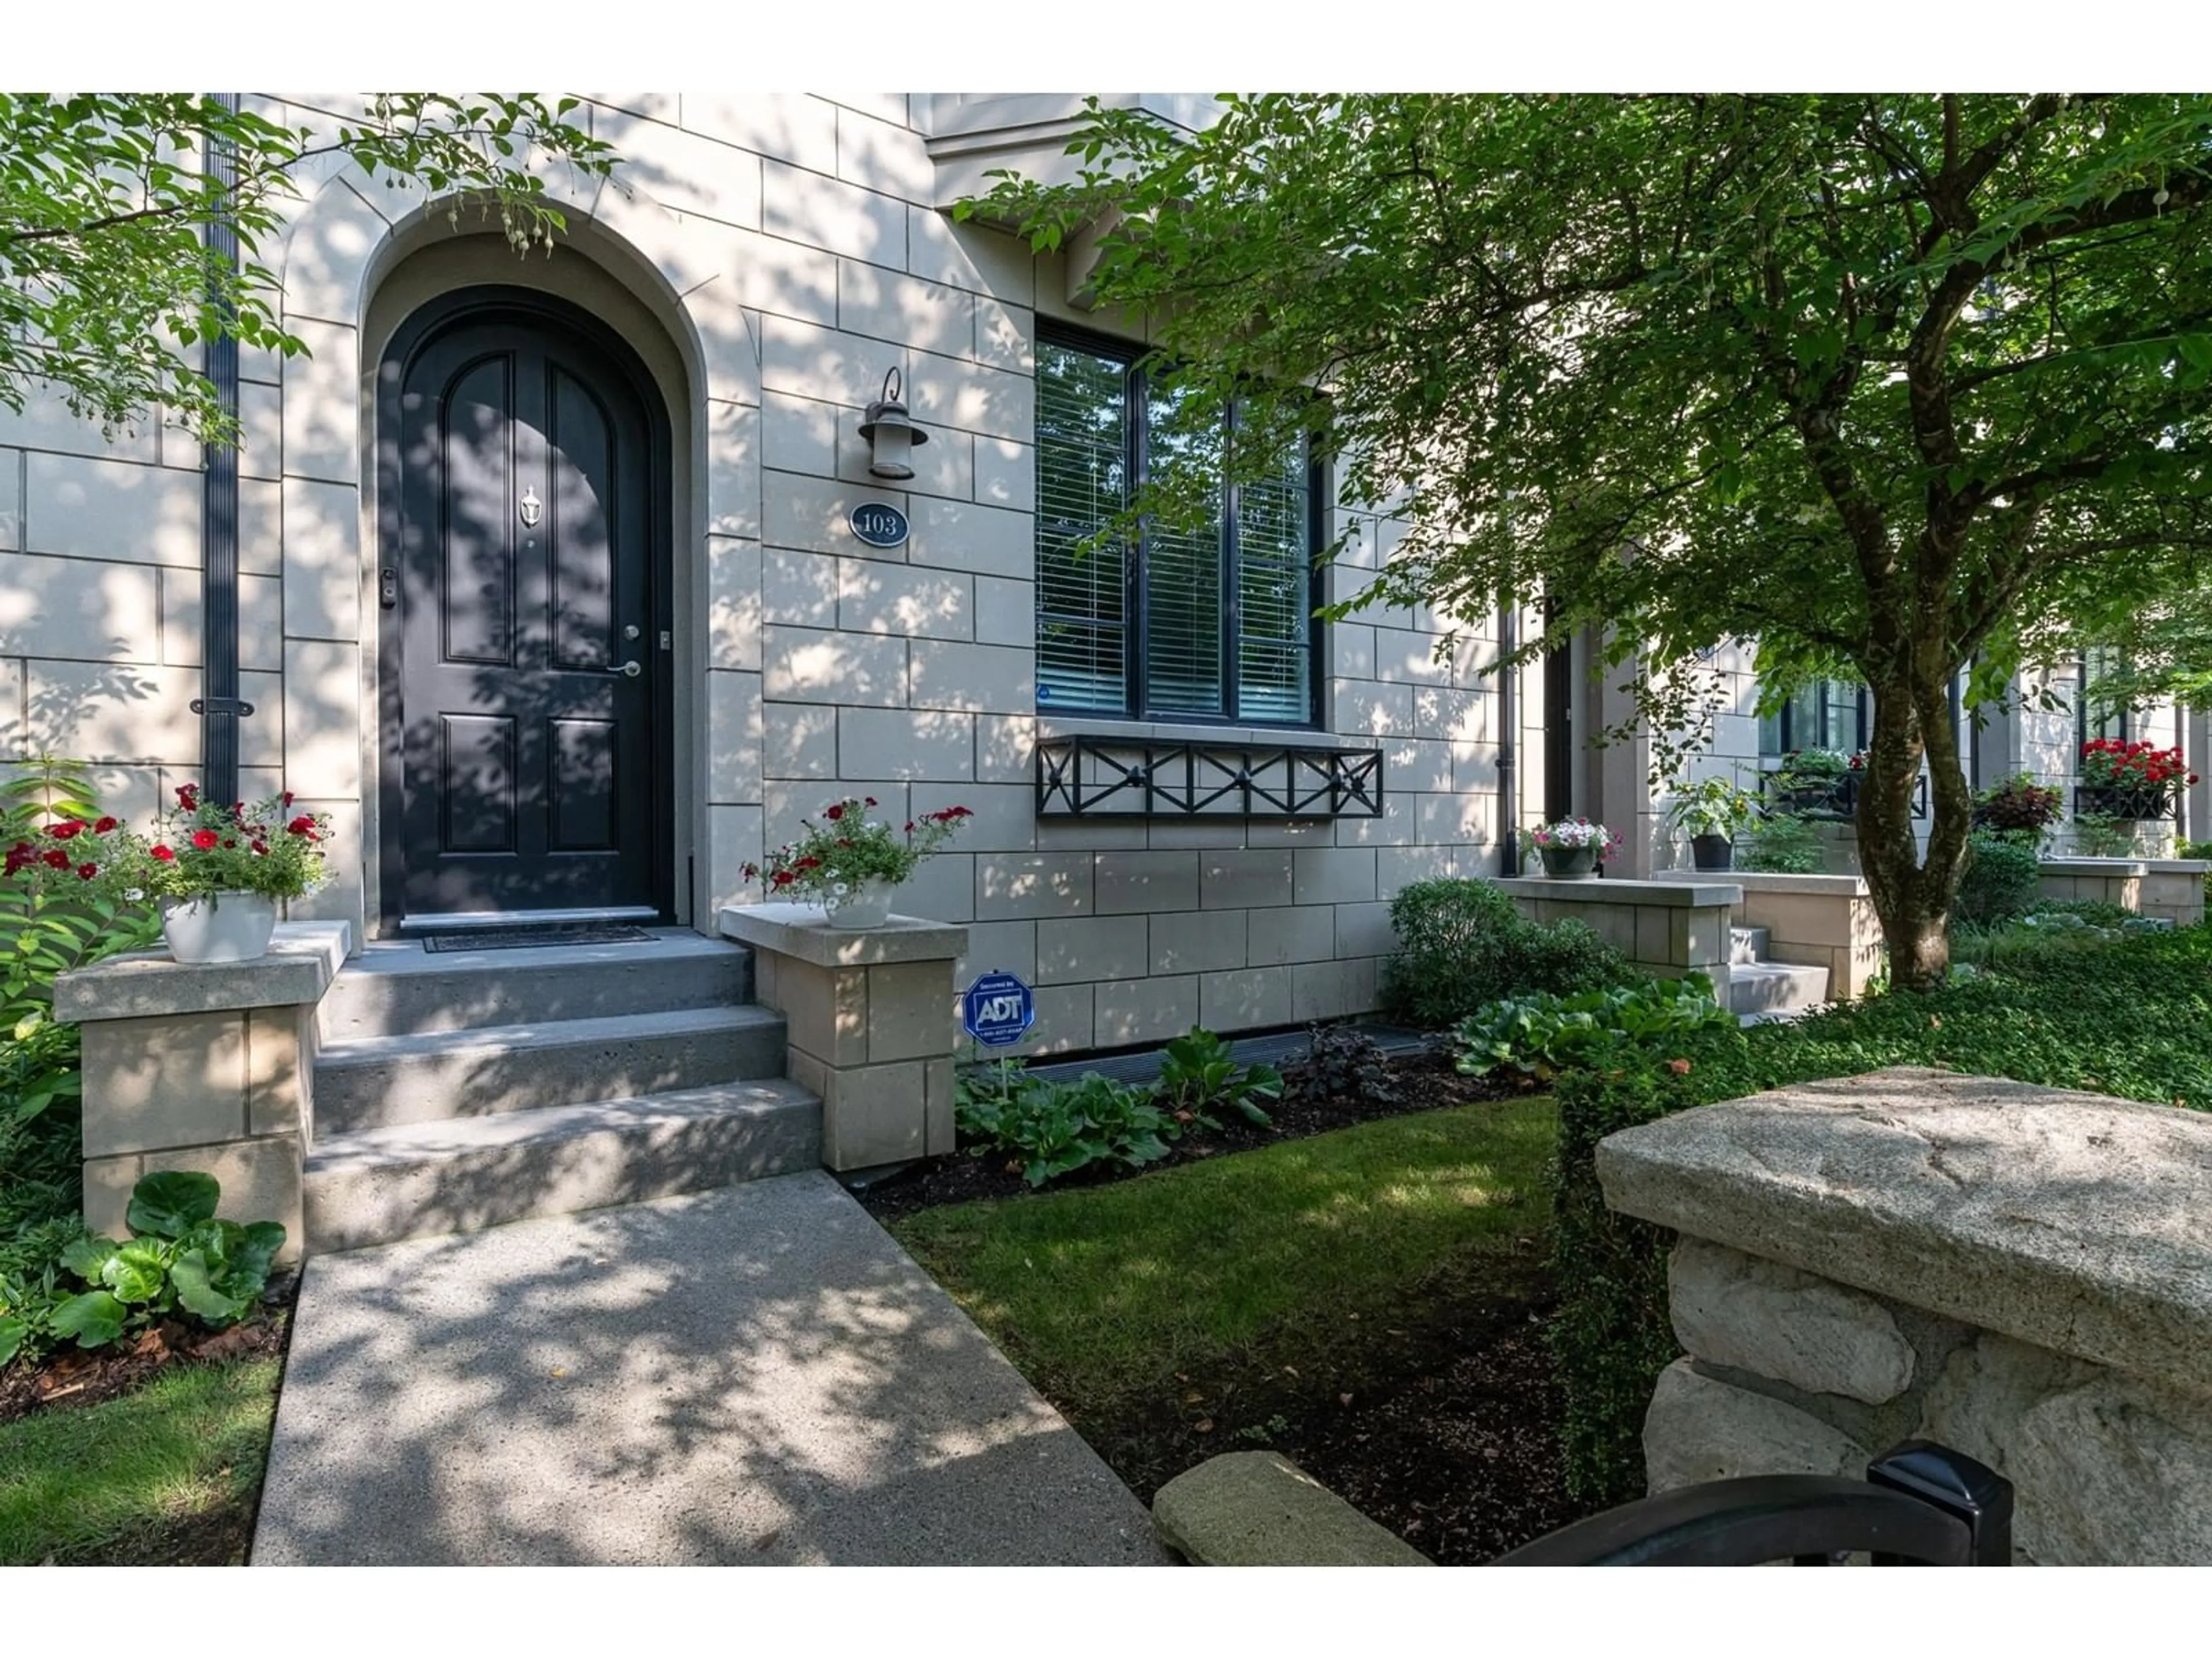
left=314, top=1005, right=789, bottom=1135
left=319, top=931, right=754, bottom=1041
left=1729, top=926, right=1771, bottom=966
left=1727, top=960, right=1831, bottom=1016
left=304, top=1080, right=822, bottom=1253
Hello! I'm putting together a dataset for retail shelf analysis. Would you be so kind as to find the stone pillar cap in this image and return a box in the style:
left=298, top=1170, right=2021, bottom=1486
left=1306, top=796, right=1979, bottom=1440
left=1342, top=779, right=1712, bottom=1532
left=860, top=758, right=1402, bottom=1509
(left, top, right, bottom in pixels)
left=718, top=903, right=967, bottom=967
left=1496, top=876, right=1742, bottom=906
left=1597, top=1066, right=2212, bottom=1396
left=54, top=920, right=351, bottom=1021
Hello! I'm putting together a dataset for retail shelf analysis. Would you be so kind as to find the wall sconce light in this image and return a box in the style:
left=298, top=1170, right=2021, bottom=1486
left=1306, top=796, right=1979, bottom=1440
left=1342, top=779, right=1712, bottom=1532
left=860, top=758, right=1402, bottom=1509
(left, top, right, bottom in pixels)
left=859, top=367, right=929, bottom=480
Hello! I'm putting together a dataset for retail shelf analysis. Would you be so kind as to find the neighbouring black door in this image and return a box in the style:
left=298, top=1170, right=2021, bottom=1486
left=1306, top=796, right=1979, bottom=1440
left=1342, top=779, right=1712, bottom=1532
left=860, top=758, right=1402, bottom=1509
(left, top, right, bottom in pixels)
left=378, top=291, right=671, bottom=929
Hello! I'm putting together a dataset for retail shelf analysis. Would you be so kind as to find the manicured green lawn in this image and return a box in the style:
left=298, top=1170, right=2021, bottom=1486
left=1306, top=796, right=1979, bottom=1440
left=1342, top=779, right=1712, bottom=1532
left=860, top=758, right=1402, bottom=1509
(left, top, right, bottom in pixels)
left=891, top=1096, right=1557, bottom=1422
left=0, top=1357, right=281, bottom=1565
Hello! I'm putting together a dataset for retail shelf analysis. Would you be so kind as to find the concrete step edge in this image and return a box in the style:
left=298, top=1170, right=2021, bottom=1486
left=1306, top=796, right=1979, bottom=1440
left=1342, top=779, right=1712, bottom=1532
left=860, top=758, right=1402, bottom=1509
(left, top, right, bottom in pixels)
left=316, top=1004, right=785, bottom=1069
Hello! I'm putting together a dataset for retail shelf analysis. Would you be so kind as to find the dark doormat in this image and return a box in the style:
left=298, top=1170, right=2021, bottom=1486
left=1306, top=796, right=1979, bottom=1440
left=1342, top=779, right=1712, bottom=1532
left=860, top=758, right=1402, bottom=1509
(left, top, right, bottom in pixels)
left=420, top=922, right=658, bottom=953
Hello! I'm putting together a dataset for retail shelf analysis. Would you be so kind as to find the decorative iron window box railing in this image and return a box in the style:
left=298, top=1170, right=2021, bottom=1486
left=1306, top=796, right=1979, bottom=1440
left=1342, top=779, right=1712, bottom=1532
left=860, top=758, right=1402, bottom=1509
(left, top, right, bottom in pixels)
left=1036, top=735, right=1385, bottom=819
left=1760, top=770, right=1927, bottom=823
left=2075, top=782, right=2181, bottom=821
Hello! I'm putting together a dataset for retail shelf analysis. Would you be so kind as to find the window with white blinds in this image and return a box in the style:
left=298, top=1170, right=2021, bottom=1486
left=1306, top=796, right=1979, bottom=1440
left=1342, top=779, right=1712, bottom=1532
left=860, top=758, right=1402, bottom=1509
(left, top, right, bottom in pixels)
left=1033, top=328, right=1317, bottom=724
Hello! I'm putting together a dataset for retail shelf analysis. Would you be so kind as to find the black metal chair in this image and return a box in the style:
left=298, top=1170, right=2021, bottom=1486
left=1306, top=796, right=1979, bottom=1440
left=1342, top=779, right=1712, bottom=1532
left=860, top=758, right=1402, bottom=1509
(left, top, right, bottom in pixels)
left=1494, top=1441, right=2012, bottom=1566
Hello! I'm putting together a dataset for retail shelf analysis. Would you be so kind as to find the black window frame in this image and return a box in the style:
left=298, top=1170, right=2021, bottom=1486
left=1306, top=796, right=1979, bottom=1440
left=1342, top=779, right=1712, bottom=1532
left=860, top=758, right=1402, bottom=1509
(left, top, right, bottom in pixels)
left=1760, top=675, right=1869, bottom=756
left=2077, top=647, right=2130, bottom=747
left=1033, top=319, right=1325, bottom=729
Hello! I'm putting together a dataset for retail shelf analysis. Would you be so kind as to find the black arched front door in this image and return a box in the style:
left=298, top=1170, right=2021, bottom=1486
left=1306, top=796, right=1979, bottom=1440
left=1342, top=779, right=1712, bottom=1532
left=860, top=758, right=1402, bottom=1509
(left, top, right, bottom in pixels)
left=377, top=290, right=673, bottom=930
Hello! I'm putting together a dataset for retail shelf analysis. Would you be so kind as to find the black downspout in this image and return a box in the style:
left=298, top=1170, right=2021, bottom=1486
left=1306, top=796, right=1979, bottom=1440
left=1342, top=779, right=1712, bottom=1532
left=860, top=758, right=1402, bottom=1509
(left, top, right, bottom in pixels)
left=193, top=92, right=245, bottom=806
left=1497, top=603, right=1520, bottom=876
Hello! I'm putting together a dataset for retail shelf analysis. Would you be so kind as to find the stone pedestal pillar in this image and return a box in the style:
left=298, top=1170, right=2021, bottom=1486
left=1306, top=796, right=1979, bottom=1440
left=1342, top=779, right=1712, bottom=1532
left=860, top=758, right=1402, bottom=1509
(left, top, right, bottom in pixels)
left=719, top=902, right=967, bottom=1171
left=1660, top=870, right=1884, bottom=1001
left=1494, top=876, right=1739, bottom=998
left=1597, top=1067, right=2212, bottom=1565
left=52, top=921, right=351, bottom=1263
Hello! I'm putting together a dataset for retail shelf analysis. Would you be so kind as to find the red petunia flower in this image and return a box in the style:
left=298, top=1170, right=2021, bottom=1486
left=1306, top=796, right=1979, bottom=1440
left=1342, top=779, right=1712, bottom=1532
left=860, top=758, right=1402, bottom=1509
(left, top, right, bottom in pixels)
left=48, top=820, right=83, bottom=840
left=76, top=862, right=97, bottom=880
left=772, top=870, right=796, bottom=887
left=151, top=844, right=176, bottom=862
left=43, top=849, right=69, bottom=869
left=287, top=816, right=316, bottom=835
left=94, top=816, right=118, bottom=834
left=192, top=829, right=221, bottom=850
left=824, top=804, right=845, bottom=821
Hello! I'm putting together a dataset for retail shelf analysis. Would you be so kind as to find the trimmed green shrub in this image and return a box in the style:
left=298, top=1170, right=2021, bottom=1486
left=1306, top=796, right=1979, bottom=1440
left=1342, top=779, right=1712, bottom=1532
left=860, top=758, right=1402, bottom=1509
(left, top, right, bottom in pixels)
left=1549, top=925, right=2212, bottom=1506
left=1381, top=878, right=1634, bottom=1029
left=1952, top=831, right=2043, bottom=926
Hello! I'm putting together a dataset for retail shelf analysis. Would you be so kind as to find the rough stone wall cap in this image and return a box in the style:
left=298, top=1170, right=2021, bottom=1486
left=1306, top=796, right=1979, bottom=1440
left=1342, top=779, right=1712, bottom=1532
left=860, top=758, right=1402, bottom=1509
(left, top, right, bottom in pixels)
left=718, top=903, right=967, bottom=967
left=52, top=919, right=351, bottom=1022
left=1596, top=1067, right=2212, bottom=1398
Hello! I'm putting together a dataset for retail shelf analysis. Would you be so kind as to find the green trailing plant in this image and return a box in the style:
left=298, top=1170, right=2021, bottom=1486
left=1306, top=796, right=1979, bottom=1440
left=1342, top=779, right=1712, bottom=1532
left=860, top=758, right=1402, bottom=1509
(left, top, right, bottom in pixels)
left=1952, top=832, right=2044, bottom=927
left=1380, top=878, right=1633, bottom=1029
left=0, top=1171, right=285, bottom=1368
left=1738, top=811, right=1825, bottom=874
left=1452, top=974, right=1739, bottom=1084
left=1665, top=775, right=1759, bottom=839
left=1281, top=1024, right=1400, bottom=1111
left=1155, top=1027, right=1283, bottom=1129
left=953, top=1068, right=1177, bottom=1188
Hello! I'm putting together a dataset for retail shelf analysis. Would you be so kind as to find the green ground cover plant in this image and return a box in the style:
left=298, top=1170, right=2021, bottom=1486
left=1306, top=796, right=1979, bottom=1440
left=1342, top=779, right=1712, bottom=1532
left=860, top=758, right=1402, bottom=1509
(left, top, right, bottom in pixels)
left=1452, top=975, right=1738, bottom=1085
left=1550, top=923, right=2212, bottom=1508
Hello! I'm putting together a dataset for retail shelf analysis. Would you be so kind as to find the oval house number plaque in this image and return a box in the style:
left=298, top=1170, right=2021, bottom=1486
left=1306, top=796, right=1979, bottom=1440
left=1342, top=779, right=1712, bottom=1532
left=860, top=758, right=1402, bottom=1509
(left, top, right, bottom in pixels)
left=849, top=502, right=910, bottom=549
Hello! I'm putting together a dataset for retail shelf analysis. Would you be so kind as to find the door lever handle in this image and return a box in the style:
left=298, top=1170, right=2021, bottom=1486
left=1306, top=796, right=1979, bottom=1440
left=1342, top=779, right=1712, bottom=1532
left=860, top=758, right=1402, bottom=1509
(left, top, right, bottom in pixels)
left=611, top=660, right=642, bottom=678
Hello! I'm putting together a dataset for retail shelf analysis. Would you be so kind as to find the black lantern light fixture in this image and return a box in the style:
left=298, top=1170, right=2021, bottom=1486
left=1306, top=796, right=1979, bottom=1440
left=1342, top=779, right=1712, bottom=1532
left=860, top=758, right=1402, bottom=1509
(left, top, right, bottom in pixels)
left=858, top=367, right=929, bottom=480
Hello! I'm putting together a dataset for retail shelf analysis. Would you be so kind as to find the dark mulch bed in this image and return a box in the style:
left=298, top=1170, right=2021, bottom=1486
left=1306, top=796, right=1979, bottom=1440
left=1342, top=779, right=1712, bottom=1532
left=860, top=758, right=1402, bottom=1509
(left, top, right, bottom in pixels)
left=0, top=1268, right=298, bottom=1427
left=858, top=1044, right=1528, bottom=1222
left=1065, top=1266, right=1584, bottom=1564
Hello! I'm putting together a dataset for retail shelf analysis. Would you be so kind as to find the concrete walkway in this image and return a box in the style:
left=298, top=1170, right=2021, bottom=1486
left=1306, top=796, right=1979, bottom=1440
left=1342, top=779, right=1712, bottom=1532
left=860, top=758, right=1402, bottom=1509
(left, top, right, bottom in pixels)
left=252, top=1172, right=1167, bottom=1565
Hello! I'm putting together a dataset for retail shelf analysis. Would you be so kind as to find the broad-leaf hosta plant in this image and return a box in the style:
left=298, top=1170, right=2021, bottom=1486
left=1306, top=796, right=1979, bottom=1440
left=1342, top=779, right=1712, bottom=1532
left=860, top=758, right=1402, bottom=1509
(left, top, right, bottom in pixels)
left=1453, top=974, right=1740, bottom=1084
left=0, top=1171, right=285, bottom=1368
left=1156, top=1027, right=1283, bottom=1129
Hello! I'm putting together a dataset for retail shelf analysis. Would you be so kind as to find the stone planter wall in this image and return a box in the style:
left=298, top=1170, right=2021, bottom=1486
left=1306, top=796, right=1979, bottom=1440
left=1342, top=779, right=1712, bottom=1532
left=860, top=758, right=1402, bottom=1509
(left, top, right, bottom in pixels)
left=1493, top=877, right=1738, bottom=999
left=720, top=902, right=966, bottom=1170
left=2037, top=857, right=2208, bottom=927
left=52, top=922, right=351, bottom=1263
left=1657, top=870, right=1883, bottom=1001
left=1597, top=1067, right=2212, bottom=1565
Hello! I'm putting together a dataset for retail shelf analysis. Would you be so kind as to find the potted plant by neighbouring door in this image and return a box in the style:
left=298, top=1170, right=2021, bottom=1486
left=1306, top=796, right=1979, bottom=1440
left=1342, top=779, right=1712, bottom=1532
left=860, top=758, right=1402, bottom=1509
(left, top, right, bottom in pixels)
left=741, top=796, right=973, bottom=928
left=5, top=784, right=333, bottom=964
left=1528, top=816, right=1623, bottom=879
left=1666, top=777, right=1760, bottom=872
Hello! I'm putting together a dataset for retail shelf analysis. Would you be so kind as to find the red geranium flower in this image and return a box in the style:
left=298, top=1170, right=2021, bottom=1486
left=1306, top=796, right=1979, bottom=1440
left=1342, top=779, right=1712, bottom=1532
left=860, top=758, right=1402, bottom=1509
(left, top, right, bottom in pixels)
left=5, top=842, right=36, bottom=876
left=287, top=816, right=316, bottom=835
left=824, top=804, right=845, bottom=821
left=771, top=870, right=796, bottom=887
left=192, top=829, right=221, bottom=850
left=151, top=844, right=176, bottom=862
left=43, top=849, right=69, bottom=869
left=48, top=820, right=83, bottom=840
left=94, top=816, right=118, bottom=834
left=76, top=862, right=98, bottom=880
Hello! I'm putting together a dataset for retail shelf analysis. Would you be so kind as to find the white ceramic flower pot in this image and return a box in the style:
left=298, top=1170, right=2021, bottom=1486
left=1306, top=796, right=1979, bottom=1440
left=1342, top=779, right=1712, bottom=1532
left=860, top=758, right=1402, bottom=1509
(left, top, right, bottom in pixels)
left=824, top=878, right=896, bottom=930
left=161, top=891, right=277, bottom=964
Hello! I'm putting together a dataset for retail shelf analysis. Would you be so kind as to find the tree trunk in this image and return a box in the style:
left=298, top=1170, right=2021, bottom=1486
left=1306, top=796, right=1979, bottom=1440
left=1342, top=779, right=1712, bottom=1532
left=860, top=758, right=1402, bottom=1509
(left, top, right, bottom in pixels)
left=1853, top=664, right=1972, bottom=993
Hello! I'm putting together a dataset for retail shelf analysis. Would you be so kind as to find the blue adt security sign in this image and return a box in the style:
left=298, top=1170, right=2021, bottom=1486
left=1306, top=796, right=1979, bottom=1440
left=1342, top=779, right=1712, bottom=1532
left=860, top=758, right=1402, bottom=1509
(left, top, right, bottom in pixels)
left=962, top=970, right=1035, bottom=1048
